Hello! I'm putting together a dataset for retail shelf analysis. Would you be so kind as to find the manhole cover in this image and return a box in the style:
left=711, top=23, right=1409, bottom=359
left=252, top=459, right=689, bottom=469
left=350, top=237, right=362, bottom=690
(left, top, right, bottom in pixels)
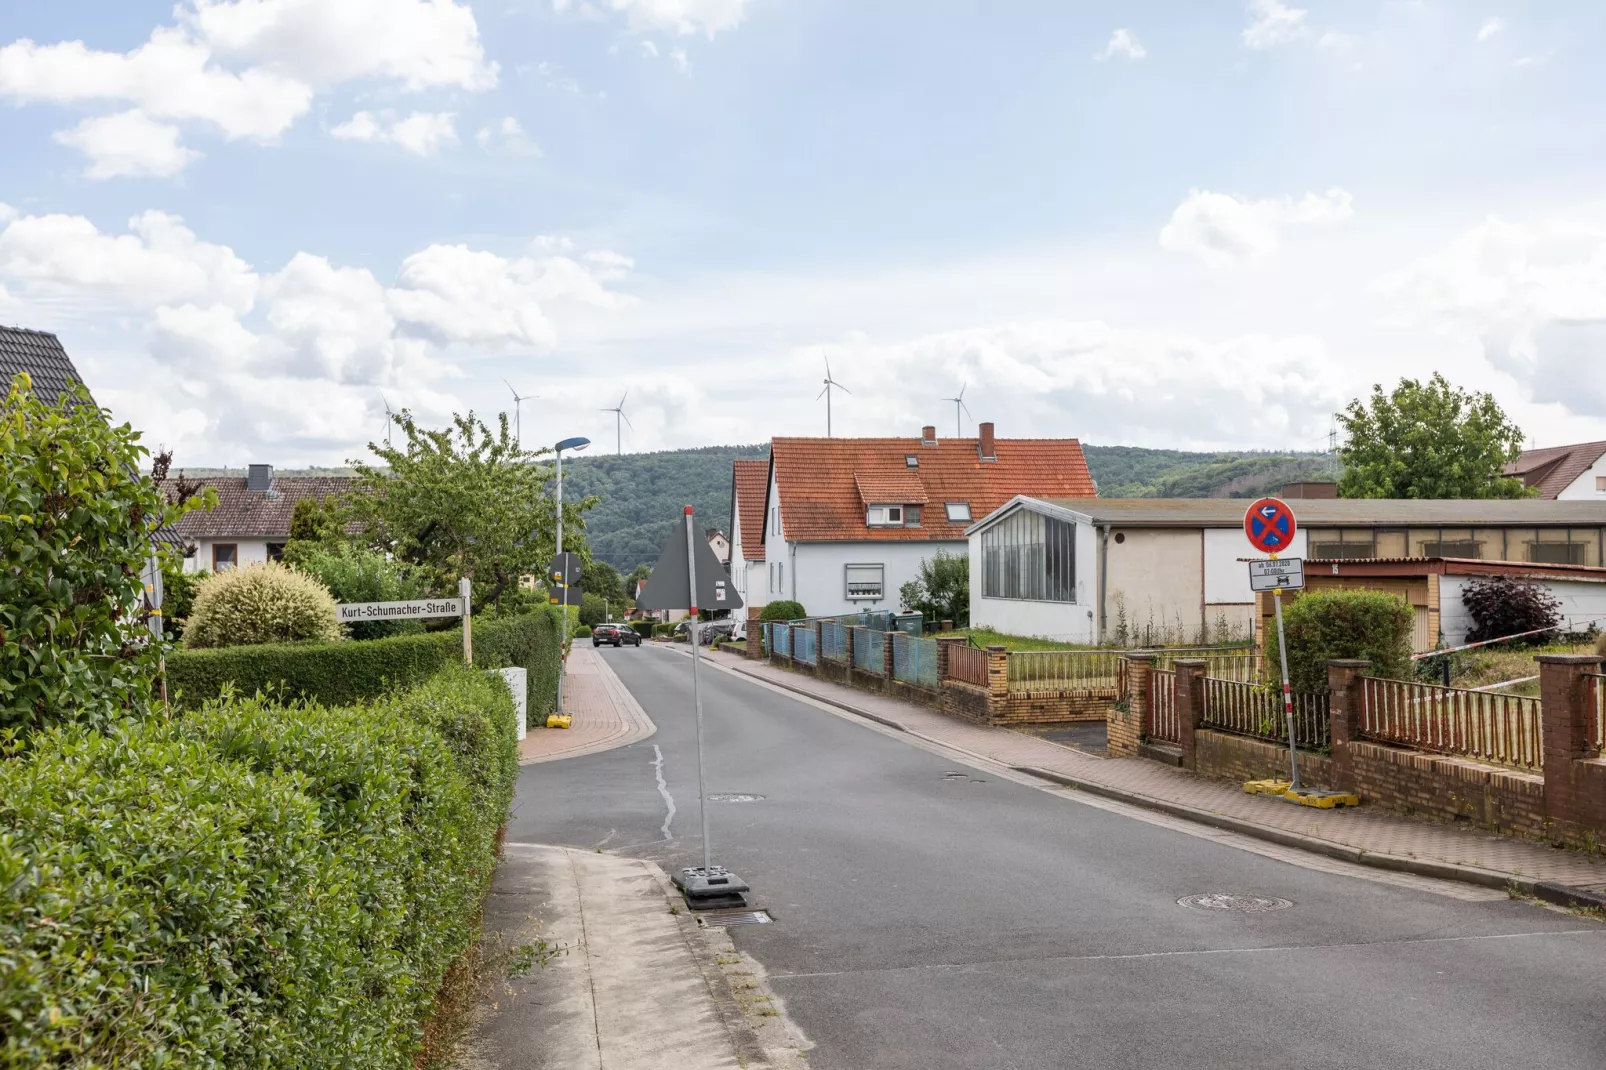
left=1179, top=893, right=1293, bottom=914
left=698, top=910, right=773, bottom=927
left=706, top=793, right=765, bottom=803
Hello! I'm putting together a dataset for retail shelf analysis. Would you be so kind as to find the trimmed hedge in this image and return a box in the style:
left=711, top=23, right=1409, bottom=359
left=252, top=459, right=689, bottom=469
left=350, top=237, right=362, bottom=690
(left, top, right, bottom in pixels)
left=1268, top=589, right=1414, bottom=693
left=166, top=608, right=565, bottom=721
left=760, top=600, right=805, bottom=622
left=0, top=665, right=517, bottom=1067
left=628, top=621, right=654, bottom=639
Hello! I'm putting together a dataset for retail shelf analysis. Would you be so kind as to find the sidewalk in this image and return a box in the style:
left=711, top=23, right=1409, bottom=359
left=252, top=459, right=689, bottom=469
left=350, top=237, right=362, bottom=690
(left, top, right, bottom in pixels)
left=707, top=649, right=1606, bottom=905
left=518, top=645, right=656, bottom=764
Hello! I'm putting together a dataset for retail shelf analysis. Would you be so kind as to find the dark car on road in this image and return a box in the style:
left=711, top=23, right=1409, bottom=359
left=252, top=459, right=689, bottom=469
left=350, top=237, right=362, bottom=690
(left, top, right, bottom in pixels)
left=591, top=623, right=641, bottom=648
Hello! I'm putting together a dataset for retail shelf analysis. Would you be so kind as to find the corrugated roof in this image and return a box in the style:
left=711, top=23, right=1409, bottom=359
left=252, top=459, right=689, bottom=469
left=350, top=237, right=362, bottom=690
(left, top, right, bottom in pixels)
left=0, top=326, right=95, bottom=407
left=163, top=475, right=356, bottom=539
left=1505, top=441, right=1606, bottom=499
left=771, top=434, right=1096, bottom=542
left=731, top=458, right=770, bottom=563
left=1031, top=497, right=1606, bottom=527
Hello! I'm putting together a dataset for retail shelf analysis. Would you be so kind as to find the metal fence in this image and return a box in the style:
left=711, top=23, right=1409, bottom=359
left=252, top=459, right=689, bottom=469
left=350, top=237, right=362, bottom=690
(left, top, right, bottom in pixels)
left=1007, top=650, right=1124, bottom=692
left=1202, top=678, right=1331, bottom=750
left=856, top=629, right=885, bottom=675
left=949, top=644, right=989, bottom=687
left=793, top=625, right=818, bottom=666
left=772, top=622, right=791, bottom=658
left=821, top=620, right=848, bottom=663
left=1360, top=676, right=1542, bottom=772
left=1588, top=673, right=1605, bottom=755
left=892, top=633, right=940, bottom=689
left=1148, top=668, right=1179, bottom=744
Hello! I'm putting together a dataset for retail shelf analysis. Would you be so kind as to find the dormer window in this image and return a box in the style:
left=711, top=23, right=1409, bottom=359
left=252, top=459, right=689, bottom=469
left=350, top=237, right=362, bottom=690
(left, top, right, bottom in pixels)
left=867, top=505, right=904, bottom=526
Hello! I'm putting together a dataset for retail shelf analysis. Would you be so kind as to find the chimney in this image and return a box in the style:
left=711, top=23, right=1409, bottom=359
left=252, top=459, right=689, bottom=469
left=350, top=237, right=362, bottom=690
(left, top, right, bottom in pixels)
left=921, top=425, right=937, bottom=446
left=247, top=464, right=274, bottom=494
left=978, top=422, right=996, bottom=462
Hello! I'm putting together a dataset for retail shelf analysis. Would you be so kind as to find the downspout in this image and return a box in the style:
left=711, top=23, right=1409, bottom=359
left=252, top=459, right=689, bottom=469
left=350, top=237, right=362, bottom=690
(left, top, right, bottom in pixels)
left=789, top=541, right=797, bottom=602
left=1097, top=524, right=1110, bottom=645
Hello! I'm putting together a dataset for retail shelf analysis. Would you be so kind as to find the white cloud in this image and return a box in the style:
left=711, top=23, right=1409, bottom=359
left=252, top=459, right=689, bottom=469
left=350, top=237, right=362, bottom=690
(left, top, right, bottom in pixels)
left=332, top=110, right=457, bottom=155
left=1477, top=18, right=1505, bottom=43
left=1377, top=217, right=1606, bottom=416
left=53, top=110, right=202, bottom=179
left=476, top=117, right=540, bottom=156
left=1095, top=29, right=1147, bottom=62
left=0, top=210, right=257, bottom=312
left=1243, top=0, right=1308, bottom=50
left=597, top=0, right=750, bottom=37
left=1160, top=188, right=1355, bottom=266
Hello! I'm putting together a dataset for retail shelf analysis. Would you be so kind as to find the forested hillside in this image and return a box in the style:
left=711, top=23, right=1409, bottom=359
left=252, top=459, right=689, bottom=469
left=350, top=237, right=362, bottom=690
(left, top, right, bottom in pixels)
left=1084, top=447, right=1339, bottom=498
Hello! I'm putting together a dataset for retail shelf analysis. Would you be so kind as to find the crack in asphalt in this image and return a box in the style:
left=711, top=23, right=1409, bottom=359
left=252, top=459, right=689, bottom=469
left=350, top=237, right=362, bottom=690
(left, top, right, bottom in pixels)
left=653, top=743, right=677, bottom=841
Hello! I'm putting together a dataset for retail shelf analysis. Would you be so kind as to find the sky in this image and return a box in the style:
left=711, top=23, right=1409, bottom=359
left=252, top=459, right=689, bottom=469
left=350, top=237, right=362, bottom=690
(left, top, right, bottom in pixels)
left=3, top=0, right=1606, bottom=465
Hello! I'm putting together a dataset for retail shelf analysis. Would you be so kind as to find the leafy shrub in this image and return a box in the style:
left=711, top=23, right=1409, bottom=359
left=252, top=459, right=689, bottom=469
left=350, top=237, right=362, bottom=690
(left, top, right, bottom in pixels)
left=629, top=621, right=655, bottom=638
left=571, top=618, right=593, bottom=639
left=0, top=666, right=516, bottom=1067
left=1460, top=574, right=1562, bottom=646
left=760, top=600, right=805, bottom=622
left=900, top=550, right=969, bottom=627
left=292, top=544, right=428, bottom=640
left=184, top=562, right=343, bottom=649
left=578, top=591, right=608, bottom=628
left=160, top=565, right=206, bottom=641
left=652, top=622, right=675, bottom=638
left=166, top=609, right=564, bottom=720
left=0, top=374, right=207, bottom=734
left=1267, top=590, right=1413, bottom=693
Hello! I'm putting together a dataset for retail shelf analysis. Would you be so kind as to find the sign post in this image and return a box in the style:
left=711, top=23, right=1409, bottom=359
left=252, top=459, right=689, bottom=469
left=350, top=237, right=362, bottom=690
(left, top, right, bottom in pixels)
left=1244, top=497, right=1302, bottom=792
left=142, top=555, right=168, bottom=711
left=460, top=577, right=473, bottom=666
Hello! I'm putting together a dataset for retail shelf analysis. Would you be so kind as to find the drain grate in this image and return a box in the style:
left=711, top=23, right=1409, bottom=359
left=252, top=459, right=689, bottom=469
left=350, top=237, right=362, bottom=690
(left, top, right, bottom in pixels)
left=698, top=910, right=773, bottom=927
left=1179, top=893, right=1293, bottom=914
left=706, top=793, right=765, bottom=803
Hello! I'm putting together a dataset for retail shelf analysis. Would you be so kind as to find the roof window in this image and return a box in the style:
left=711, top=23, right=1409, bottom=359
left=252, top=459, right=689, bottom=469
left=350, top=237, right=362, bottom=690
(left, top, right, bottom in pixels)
left=945, top=502, right=972, bottom=523
left=905, top=455, right=919, bottom=468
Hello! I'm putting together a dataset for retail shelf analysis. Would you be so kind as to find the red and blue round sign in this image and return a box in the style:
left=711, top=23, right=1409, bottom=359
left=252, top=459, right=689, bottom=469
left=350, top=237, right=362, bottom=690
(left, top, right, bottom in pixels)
left=1244, top=497, right=1297, bottom=554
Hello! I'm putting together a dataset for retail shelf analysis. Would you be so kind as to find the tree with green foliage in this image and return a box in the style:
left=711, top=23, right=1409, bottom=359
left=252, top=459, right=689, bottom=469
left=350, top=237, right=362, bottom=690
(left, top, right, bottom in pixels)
left=292, top=544, right=428, bottom=639
left=345, top=410, right=595, bottom=613
left=1337, top=373, right=1532, bottom=499
left=581, top=558, right=626, bottom=615
left=900, top=550, right=970, bottom=627
left=578, top=591, right=609, bottom=629
left=282, top=496, right=348, bottom=566
left=1267, top=589, right=1414, bottom=693
left=0, top=373, right=212, bottom=733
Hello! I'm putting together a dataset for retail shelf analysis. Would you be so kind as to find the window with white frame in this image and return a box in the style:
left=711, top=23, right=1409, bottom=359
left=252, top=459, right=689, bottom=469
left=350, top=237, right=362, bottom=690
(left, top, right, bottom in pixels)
left=845, top=563, right=884, bottom=600
left=866, top=504, right=905, bottom=526
left=945, top=502, right=972, bottom=523
left=981, top=509, right=1076, bottom=601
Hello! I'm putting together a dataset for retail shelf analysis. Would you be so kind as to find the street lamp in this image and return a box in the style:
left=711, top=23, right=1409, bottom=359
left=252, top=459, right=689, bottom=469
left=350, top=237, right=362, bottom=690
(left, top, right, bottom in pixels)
left=554, top=436, right=590, bottom=717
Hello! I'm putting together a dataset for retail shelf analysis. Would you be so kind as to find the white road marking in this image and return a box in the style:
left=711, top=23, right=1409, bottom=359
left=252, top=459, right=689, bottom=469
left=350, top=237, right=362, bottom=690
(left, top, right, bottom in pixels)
left=653, top=744, right=676, bottom=841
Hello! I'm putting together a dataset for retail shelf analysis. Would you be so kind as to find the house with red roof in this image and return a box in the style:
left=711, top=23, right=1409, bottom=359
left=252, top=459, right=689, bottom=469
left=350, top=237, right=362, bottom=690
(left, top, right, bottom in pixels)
left=1505, top=440, right=1606, bottom=501
left=728, top=458, right=771, bottom=626
left=752, top=422, right=1095, bottom=619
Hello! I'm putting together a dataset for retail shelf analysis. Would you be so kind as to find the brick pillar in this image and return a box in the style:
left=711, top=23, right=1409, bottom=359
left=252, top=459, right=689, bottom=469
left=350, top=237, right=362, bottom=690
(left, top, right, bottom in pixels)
left=882, top=627, right=896, bottom=685
left=935, top=635, right=965, bottom=680
left=986, top=645, right=1009, bottom=723
left=813, top=618, right=824, bottom=676
left=940, top=620, right=955, bottom=632
left=1111, top=654, right=1155, bottom=758
left=1326, top=659, right=1371, bottom=793
left=1538, top=653, right=1605, bottom=836
left=1173, top=659, right=1208, bottom=772
left=846, top=625, right=862, bottom=673
left=746, top=605, right=764, bottom=659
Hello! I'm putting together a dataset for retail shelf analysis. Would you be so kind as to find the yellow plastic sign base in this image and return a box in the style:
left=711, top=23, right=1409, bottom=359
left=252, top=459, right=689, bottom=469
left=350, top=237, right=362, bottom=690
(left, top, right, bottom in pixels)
left=546, top=714, right=573, bottom=729
left=1243, top=779, right=1291, bottom=796
left=1283, top=788, right=1360, bottom=808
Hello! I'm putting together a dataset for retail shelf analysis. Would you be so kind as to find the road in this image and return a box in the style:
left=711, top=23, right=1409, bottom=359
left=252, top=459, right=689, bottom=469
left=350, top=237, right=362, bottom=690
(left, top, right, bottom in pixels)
left=509, top=645, right=1606, bottom=1070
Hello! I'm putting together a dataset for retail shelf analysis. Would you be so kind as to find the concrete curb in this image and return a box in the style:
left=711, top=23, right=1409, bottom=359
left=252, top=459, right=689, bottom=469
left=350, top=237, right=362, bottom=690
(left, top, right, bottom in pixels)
left=707, top=654, right=1606, bottom=914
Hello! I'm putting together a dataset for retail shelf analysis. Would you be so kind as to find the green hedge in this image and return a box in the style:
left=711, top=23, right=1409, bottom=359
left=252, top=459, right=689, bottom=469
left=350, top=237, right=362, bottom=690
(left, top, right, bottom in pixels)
left=628, top=621, right=654, bottom=639
left=166, top=608, right=564, bottom=721
left=0, top=665, right=517, bottom=1067
left=1268, top=589, right=1414, bottom=693
left=759, top=600, right=805, bottom=622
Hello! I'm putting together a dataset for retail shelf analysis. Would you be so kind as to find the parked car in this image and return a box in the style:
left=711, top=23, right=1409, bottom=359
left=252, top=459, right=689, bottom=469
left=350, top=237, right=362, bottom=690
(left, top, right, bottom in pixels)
left=673, top=619, right=734, bottom=645
left=592, top=623, right=641, bottom=648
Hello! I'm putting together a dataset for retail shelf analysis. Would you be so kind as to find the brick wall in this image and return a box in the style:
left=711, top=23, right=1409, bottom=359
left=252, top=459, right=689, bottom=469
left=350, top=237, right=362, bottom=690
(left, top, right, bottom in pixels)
left=995, top=689, right=1116, bottom=725
left=1350, top=741, right=1547, bottom=835
left=941, top=681, right=992, bottom=724
left=1194, top=730, right=1335, bottom=790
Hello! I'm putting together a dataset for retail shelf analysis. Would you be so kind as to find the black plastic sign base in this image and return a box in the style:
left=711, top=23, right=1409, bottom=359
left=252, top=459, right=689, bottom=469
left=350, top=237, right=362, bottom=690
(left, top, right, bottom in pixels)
left=673, top=865, right=750, bottom=910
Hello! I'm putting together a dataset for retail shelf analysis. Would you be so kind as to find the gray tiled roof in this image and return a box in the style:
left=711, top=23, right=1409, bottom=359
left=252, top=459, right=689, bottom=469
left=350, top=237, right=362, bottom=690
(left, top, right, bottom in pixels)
left=163, top=475, right=357, bottom=539
left=0, top=326, right=94, bottom=407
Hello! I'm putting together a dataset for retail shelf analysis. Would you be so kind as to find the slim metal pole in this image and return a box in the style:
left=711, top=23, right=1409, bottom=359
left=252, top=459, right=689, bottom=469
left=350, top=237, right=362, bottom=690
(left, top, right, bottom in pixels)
left=555, top=448, right=565, bottom=716
left=685, top=506, right=711, bottom=873
left=1273, top=587, right=1300, bottom=791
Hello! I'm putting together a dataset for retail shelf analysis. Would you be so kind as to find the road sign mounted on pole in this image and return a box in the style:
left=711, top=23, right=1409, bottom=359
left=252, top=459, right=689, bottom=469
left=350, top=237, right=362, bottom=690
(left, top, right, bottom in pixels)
left=1248, top=558, right=1306, bottom=592
left=1243, top=497, right=1297, bottom=554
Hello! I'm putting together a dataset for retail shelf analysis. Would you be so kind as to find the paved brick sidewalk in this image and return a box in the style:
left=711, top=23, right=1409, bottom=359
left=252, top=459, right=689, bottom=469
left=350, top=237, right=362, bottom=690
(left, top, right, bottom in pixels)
left=707, top=650, right=1606, bottom=898
left=518, top=645, right=656, bottom=764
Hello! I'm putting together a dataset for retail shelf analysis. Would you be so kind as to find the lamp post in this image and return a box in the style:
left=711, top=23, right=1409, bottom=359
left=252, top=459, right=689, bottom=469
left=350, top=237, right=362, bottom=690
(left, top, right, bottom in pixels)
left=554, top=436, right=591, bottom=716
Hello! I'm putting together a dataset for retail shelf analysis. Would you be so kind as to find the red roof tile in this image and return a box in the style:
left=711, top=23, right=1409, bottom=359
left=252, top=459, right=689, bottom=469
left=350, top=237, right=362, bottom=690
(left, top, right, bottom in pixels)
left=770, top=434, right=1095, bottom=542
left=731, top=458, right=770, bottom=562
left=1505, top=440, right=1606, bottom=500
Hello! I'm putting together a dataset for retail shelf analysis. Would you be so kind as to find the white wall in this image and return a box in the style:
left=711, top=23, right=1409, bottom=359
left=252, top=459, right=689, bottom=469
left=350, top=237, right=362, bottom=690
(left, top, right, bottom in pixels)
left=1557, top=452, right=1606, bottom=500
left=790, top=540, right=966, bottom=618
left=967, top=515, right=1098, bottom=643
left=1440, top=574, right=1606, bottom=647
left=1203, top=527, right=1309, bottom=605
left=185, top=538, right=271, bottom=573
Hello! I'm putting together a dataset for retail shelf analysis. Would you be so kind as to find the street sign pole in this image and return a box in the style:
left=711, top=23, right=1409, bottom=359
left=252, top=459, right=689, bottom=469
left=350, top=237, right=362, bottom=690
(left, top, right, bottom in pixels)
left=460, top=576, right=473, bottom=666
left=555, top=446, right=566, bottom=716
left=1270, top=564, right=1300, bottom=792
left=684, top=506, right=713, bottom=875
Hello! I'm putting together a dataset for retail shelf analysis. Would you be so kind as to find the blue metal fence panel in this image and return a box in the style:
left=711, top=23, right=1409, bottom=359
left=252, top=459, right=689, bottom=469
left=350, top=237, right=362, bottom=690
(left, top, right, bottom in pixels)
left=794, top=626, right=818, bottom=665
left=892, top=633, right=940, bottom=688
left=775, top=623, right=791, bottom=657
left=852, top=627, right=872, bottom=669
left=863, top=629, right=886, bottom=675
left=822, top=621, right=848, bottom=662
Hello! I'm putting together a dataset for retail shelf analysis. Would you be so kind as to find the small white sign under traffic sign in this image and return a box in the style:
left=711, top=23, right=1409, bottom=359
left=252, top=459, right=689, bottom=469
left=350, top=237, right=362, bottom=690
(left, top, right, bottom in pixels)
left=1248, top=557, right=1306, bottom=593
left=337, top=597, right=465, bottom=624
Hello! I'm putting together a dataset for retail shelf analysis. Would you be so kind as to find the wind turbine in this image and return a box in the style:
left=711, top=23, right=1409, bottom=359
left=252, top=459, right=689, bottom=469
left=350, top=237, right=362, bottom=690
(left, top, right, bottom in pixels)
left=600, top=390, right=632, bottom=455
left=380, top=394, right=396, bottom=448
left=817, top=358, right=851, bottom=437
left=941, top=383, right=973, bottom=439
left=505, top=379, right=537, bottom=448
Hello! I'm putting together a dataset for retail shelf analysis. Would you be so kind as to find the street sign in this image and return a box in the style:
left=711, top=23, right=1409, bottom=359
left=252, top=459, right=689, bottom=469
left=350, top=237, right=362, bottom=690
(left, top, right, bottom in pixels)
left=140, top=555, right=164, bottom=638
left=548, top=552, right=583, bottom=586
left=548, top=584, right=582, bottom=606
left=637, top=513, right=742, bottom=612
left=1249, top=557, right=1306, bottom=592
left=337, top=597, right=465, bottom=624
left=1243, top=497, right=1297, bottom=554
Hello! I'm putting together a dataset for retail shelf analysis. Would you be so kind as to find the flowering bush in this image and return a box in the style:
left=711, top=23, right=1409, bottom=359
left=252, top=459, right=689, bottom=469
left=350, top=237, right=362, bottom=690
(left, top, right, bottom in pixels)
left=183, top=562, right=343, bottom=649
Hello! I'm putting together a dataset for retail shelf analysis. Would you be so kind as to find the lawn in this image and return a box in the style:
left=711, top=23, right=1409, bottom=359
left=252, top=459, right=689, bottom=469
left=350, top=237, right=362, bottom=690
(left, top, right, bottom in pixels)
left=1441, top=639, right=1598, bottom=698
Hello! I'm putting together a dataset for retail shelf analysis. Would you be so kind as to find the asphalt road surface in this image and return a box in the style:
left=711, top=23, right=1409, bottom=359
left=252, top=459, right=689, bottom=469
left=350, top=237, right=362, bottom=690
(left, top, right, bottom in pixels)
left=508, top=646, right=1606, bottom=1070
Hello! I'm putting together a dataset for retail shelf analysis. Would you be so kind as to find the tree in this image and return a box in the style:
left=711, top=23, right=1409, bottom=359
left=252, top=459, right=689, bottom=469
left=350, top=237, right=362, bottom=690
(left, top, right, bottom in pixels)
left=581, top=558, right=625, bottom=616
left=292, top=543, right=428, bottom=640
left=1461, top=575, right=1561, bottom=645
left=1337, top=373, right=1532, bottom=499
left=1, top=373, right=211, bottom=732
left=900, top=550, right=969, bottom=626
left=344, top=410, right=595, bottom=613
